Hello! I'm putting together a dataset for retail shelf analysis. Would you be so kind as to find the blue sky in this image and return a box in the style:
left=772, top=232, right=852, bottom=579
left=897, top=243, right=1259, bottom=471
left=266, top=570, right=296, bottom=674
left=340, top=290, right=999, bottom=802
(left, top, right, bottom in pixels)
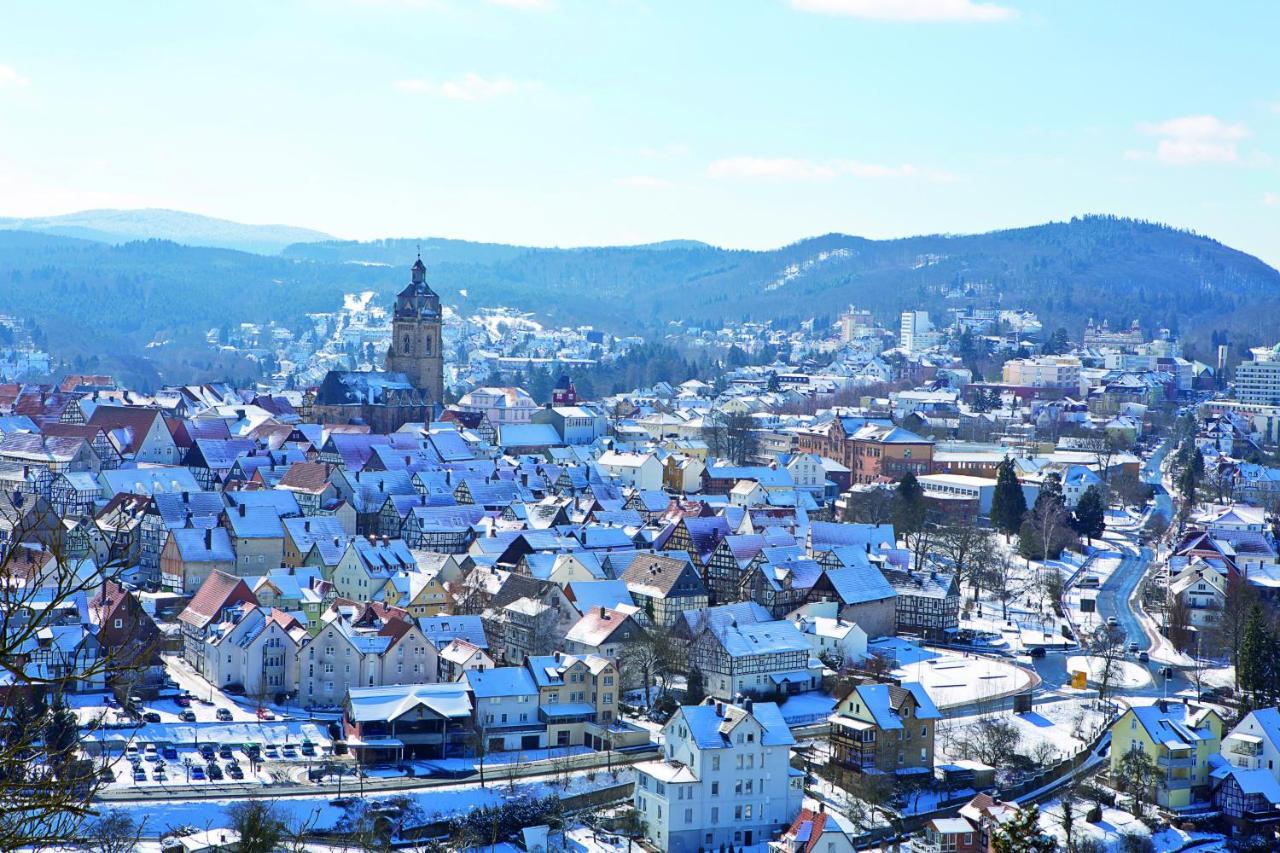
left=1, top=0, right=1277, bottom=264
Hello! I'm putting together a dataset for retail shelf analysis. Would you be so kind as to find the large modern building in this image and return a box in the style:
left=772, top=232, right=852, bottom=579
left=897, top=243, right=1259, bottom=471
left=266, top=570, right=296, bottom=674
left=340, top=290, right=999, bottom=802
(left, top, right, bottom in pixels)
left=1001, top=355, right=1082, bottom=390
left=1235, top=345, right=1280, bottom=406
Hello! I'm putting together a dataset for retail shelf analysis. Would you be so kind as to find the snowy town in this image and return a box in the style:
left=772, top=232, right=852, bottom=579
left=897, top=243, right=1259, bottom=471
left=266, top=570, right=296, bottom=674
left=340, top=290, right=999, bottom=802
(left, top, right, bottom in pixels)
left=2, top=252, right=1280, bottom=853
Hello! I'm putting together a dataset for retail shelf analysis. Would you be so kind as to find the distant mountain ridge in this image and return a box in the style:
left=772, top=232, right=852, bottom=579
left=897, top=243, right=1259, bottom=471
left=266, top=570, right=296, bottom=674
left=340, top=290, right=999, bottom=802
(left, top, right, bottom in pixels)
left=0, top=208, right=334, bottom=254
left=0, top=213, right=1276, bottom=387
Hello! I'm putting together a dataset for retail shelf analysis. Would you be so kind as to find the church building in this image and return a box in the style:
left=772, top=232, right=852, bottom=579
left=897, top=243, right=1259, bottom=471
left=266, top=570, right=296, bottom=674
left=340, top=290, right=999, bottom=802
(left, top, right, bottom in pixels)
left=310, top=256, right=444, bottom=432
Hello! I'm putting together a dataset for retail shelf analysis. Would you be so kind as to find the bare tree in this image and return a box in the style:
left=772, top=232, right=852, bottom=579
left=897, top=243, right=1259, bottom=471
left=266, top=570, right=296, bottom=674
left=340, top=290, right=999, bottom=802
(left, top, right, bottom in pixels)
left=936, top=525, right=996, bottom=596
left=950, top=716, right=1022, bottom=767
left=0, top=500, right=156, bottom=849
left=843, top=489, right=894, bottom=526
left=81, top=809, right=146, bottom=853
left=619, top=630, right=669, bottom=707
left=1090, top=623, right=1127, bottom=701
left=981, top=553, right=1025, bottom=621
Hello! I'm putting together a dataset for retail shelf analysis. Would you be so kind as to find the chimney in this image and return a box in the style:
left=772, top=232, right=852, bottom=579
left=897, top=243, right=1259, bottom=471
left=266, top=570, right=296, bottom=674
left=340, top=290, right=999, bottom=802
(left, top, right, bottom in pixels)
left=715, top=702, right=724, bottom=718
left=204, top=528, right=212, bottom=549
left=238, top=503, right=246, bottom=517
left=182, top=491, right=189, bottom=503
left=599, top=606, right=607, bottom=618
left=304, top=520, right=311, bottom=533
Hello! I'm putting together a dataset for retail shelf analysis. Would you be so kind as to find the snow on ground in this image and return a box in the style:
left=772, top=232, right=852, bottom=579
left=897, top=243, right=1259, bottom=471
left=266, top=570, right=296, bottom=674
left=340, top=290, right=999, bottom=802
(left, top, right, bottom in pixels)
left=938, top=696, right=1109, bottom=765
left=1199, top=666, right=1236, bottom=690
left=107, top=767, right=636, bottom=838
left=1066, top=656, right=1153, bottom=690
left=779, top=692, right=836, bottom=725
left=899, top=654, right=1033, bottom=710
left=1038, top=799, right=1152, bottom=848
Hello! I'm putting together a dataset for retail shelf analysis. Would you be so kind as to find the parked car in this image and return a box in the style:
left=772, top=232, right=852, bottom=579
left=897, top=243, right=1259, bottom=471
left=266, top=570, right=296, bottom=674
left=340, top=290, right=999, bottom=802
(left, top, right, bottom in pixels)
left=282, top=745, right=298, bottom=759
left=142, top=711, right=162, bottom=724
left=218, top=745, right=233, bottom=759
left=1028, top=646, right=1047, bottom=658
left=1107, top=617, right=1118, bottom=627
left=264, top=745, right=279, bottom=759
left=132, top=768, right=146, bottom=782
left=178, top=710, right=197, bottom=722
left=300, top=740, right=316, bottom=757
left=1138, top=651, right=1150, bottom=662
left=124, top=744, right=139, bottom=760
left=143, top=744, right=158, bottom=762
left=198, top=744, right=215, bottom=761
left=161, top=745, right=178, bottom=760
left=191, top=766, right=206, bottom=781
left=227, top=764, right=244, bottom=780
left=174, top=694, right=192, bottom=708
left=256, top=707, right=276, bottom=721
left=1128, top=642, right=1140, bottom=653
left=152, top=769, right=167, bottom=782
left=206, top=763, right=223, bottom=781
left=215, top=707, right=233, bottom=722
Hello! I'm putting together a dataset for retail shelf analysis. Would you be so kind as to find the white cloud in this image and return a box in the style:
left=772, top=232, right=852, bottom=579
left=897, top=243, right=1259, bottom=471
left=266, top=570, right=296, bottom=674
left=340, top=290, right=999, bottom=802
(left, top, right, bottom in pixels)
left=1265, top=192, right=1279, bottom=207
left=394, top=73, right=539, bottom=102
left=707, top=156, right=952, bottom=182
left=788, top=0, right=1015, bottom=22
left=0, top=65, right=30, bottom=88
left=1135, top=114, right=1251, bottom=165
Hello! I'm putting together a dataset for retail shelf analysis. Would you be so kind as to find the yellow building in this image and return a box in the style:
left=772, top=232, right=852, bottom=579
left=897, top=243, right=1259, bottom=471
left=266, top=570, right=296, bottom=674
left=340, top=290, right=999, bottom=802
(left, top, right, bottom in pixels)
left=524, top=653, right=623, bottom=749
left=1109, top=700, right=1223, bottom=810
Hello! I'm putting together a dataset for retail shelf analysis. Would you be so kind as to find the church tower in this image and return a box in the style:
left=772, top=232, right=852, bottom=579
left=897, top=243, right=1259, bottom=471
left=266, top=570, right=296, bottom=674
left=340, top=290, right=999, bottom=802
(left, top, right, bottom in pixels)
left=385, top=256, right=444, bottom=404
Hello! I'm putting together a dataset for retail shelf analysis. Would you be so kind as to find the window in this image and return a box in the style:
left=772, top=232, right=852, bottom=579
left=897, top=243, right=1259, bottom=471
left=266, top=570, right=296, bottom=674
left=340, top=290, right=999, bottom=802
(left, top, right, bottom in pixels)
left=712, top=756, right=720, bottom=771
left=113, top=618, right=123, bottom=629
left=711, top=782, right=719, bottom=796
left=711, top=808, right=719, bottom=823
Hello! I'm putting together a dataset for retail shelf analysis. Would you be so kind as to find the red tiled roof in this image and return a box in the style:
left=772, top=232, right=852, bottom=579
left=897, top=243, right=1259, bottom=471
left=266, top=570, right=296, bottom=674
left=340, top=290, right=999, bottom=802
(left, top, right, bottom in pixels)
left=177, top=570, right=256, bottom=629
left=278, top=462, right=331, bottom=494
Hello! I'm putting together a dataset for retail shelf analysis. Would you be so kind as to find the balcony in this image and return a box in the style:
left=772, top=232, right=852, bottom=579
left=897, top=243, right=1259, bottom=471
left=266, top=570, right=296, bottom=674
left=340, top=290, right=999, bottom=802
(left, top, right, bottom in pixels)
left=1227, top=739, right=1262, bottom=757
left=1158, top=754, right=1196, bottom=769
left=1163, top=776, right=1193, bottom=790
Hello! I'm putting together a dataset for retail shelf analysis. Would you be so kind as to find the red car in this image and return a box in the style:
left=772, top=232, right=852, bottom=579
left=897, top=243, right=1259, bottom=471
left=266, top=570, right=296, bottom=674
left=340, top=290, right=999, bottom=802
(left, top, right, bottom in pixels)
left=256, top=707, right=276, bottom=721
left=174, top=695, right=192, bottom=708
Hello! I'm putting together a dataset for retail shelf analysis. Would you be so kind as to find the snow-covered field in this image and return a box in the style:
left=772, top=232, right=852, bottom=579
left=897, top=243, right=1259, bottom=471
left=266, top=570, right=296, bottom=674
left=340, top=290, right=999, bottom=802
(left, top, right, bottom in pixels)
left=938, top=696, right=1109, bottom=765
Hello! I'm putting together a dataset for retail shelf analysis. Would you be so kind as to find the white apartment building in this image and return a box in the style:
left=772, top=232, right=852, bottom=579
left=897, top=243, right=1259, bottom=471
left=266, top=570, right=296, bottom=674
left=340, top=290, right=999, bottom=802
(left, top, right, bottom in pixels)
left=297, top=611, right=438, bottom=708
left=900, top=311, right=940, bottom=355
left=634, top=699, right=802, bottom=852
left=1001, top=355, right=1082, bottom=390
left=1236, top=345, right=1280, bottom=405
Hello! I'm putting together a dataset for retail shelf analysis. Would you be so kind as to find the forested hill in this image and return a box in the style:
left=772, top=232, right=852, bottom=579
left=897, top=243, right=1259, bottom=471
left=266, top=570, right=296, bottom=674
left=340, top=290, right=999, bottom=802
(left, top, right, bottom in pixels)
left=0, top=208, right=333, bottom=255
left=285, top=216, right=1279, bottom=342
left=0, top=215, right=1276, bottom=387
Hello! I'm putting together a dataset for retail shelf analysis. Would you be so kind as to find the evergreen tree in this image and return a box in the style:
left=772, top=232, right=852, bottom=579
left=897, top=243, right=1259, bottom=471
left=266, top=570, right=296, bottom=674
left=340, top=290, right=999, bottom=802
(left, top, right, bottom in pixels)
left=991, top=458, right=1028, bottom=537
left=1238, top=604, right=1271, bottom=707
left=42, top=700, right=78, bottom=768
left=684, top=668, right=706, bottom=706
left=891, top=473, right=927, bottom=537
left=1072, top=486, right=1107, bottom=543
left=990, top=804, right=1057, bottom=853
left=1041, top=327, right=1071, bottom=355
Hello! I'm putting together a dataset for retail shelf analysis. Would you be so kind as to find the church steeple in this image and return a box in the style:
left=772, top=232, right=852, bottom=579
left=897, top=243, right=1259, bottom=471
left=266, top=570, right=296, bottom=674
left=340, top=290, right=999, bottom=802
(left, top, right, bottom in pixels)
left=386, top=254, right=444, bottom=404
